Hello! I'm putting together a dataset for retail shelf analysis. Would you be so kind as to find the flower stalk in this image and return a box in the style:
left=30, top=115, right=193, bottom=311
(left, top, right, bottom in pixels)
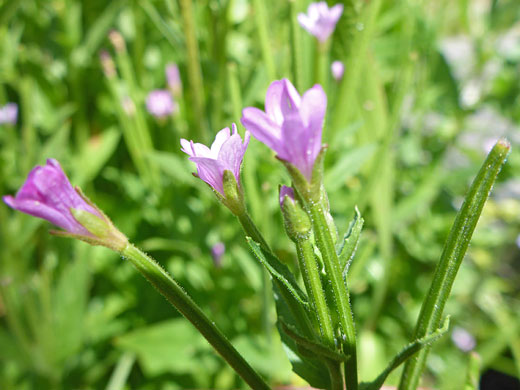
left=121, top=244, right=271, bottom=390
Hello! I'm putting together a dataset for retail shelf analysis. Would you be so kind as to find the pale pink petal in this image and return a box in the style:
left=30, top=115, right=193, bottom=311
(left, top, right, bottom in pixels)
left=210, top=127, right=231, bottom=157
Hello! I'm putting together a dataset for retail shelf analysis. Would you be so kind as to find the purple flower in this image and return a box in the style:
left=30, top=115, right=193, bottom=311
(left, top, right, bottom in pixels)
left=0, top=103, right=18, bottom=125
left=166, top=64, right=182, bottom=96
left=451, top=327, right=476, bottom=352
left=279, top=185, right=295, bottom=208
left=3, top=159, right=102, bottom=236
left=331, top=60, right=344, bottom=81
left=297, top=2, right=343, bottom=43
left=146, top=89, right=176, bottom=118
left=211, top=242, right=225, bottom=267
left=181, top=124, right=250, bottom=195
left=241, top=79, right=326, bottom=180
left=3, top=159, right=128, bottom=250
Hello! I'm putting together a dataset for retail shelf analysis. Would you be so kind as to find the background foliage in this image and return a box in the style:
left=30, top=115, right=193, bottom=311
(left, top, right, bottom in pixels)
left=0, top=0, right=519, bottom=389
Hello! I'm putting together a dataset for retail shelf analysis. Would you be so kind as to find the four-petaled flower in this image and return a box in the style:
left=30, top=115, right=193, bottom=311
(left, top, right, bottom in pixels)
left=298, top=2, right=343, bottom=43
left=241, top=78, right=326, bottom=181
left=3, top=159, right=127, bottom=250
left=181, top=124, right=250, bottom=196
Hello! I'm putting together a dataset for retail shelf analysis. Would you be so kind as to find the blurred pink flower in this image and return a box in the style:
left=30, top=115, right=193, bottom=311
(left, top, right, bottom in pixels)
left=298, top=2, right=343, bottom=43
left=146, top=89, right=176, bottom=118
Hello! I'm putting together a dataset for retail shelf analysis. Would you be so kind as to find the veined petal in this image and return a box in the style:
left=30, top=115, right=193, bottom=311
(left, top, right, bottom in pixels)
left=241, top=107, right=283, bottom=153
left=189, top=157, right=227, bottom=195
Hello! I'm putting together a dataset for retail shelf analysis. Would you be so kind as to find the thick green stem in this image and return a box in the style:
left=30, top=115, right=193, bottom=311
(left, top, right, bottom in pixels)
left=398, top=140, right=511, bottom=390
left=307, top=201, right=358, bottom=390
left=121, top=244, right=271, bottom=390
left=295, top=238, right=335, bottom=347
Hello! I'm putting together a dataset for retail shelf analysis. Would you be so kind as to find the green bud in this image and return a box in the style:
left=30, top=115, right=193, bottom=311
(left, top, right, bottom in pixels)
left=281, top=194, right=312, bottom=242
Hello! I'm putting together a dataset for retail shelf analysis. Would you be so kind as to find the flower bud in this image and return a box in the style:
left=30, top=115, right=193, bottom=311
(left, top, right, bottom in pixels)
left=280, top=186, right=312, bottom=242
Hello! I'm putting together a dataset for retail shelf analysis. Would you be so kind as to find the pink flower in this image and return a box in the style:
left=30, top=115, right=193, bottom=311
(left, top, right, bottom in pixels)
left=241, top=79, right=326, bottom=180
left=3, top=159, right=128, bottom=250
left=181, top=124, right=250, bottom=195
left=298, top=2, right=343, bottom=43
left=146, top=89, right=176, bottom=118
left=3, top=159, right=101, bottom=235
left=331, top=60, right=345, bottom=81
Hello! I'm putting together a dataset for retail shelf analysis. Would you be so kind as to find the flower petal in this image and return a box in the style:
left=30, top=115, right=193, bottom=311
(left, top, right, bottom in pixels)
left=189, top=157, right=227, bottom=195
left=300, top=84, right=326, bottom=163
left=265, top=79, right=301, bottom=125
left=241, top=107, right=282, bottom=153
left=218, top=133, right=246, bottom=180
left=210, top=127, right=231, bottom=157
left=280, top=114, right=313, bottom=180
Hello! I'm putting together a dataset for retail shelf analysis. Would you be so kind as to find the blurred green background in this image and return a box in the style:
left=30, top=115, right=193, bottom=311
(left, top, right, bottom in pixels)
left=1, top=0, right=519, bottom=389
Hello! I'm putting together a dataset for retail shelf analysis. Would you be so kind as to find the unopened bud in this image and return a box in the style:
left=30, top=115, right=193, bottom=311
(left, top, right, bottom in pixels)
left=280, top=186, right=311, bottom=241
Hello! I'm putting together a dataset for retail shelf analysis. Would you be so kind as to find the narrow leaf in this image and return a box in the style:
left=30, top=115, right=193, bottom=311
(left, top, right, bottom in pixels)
left=246, top=237, right=309, bottom=309
left=362, top=316, right=450, bottom=390
left=398, top=139, right=511, bottom=390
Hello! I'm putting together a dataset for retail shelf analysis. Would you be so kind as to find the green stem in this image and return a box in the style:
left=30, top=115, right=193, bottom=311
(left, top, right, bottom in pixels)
left=295, top=238, right=335, bottom=347
left=252, top=0, right=276, bottom=80
left=326, top=360, right=345, bottom=390
left=307, top=200, right=358, bottom=390
left=178, top=0, right=207, bottom=141
left=289, top=0, right=304, bottom=91
left=314, top=40, right=329, bottom=89
left=121, top=244, right=271, bottom=390
left=237, top=212, right=270, bottom=253
left=398, top=140, right=511, bottom=390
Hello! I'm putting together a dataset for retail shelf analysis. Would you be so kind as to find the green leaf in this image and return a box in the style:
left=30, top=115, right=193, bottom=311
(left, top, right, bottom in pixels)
left=361, top=316, right=450, bottom=390
left=398, top=139, right=511, bottom=390
left=280, top=320, right=349, bottom=363
left=337, top=207, right=364, bottom=275
left=115, top=318, right=215, bottom=376
left=246, top=237, right=309, bottom=309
